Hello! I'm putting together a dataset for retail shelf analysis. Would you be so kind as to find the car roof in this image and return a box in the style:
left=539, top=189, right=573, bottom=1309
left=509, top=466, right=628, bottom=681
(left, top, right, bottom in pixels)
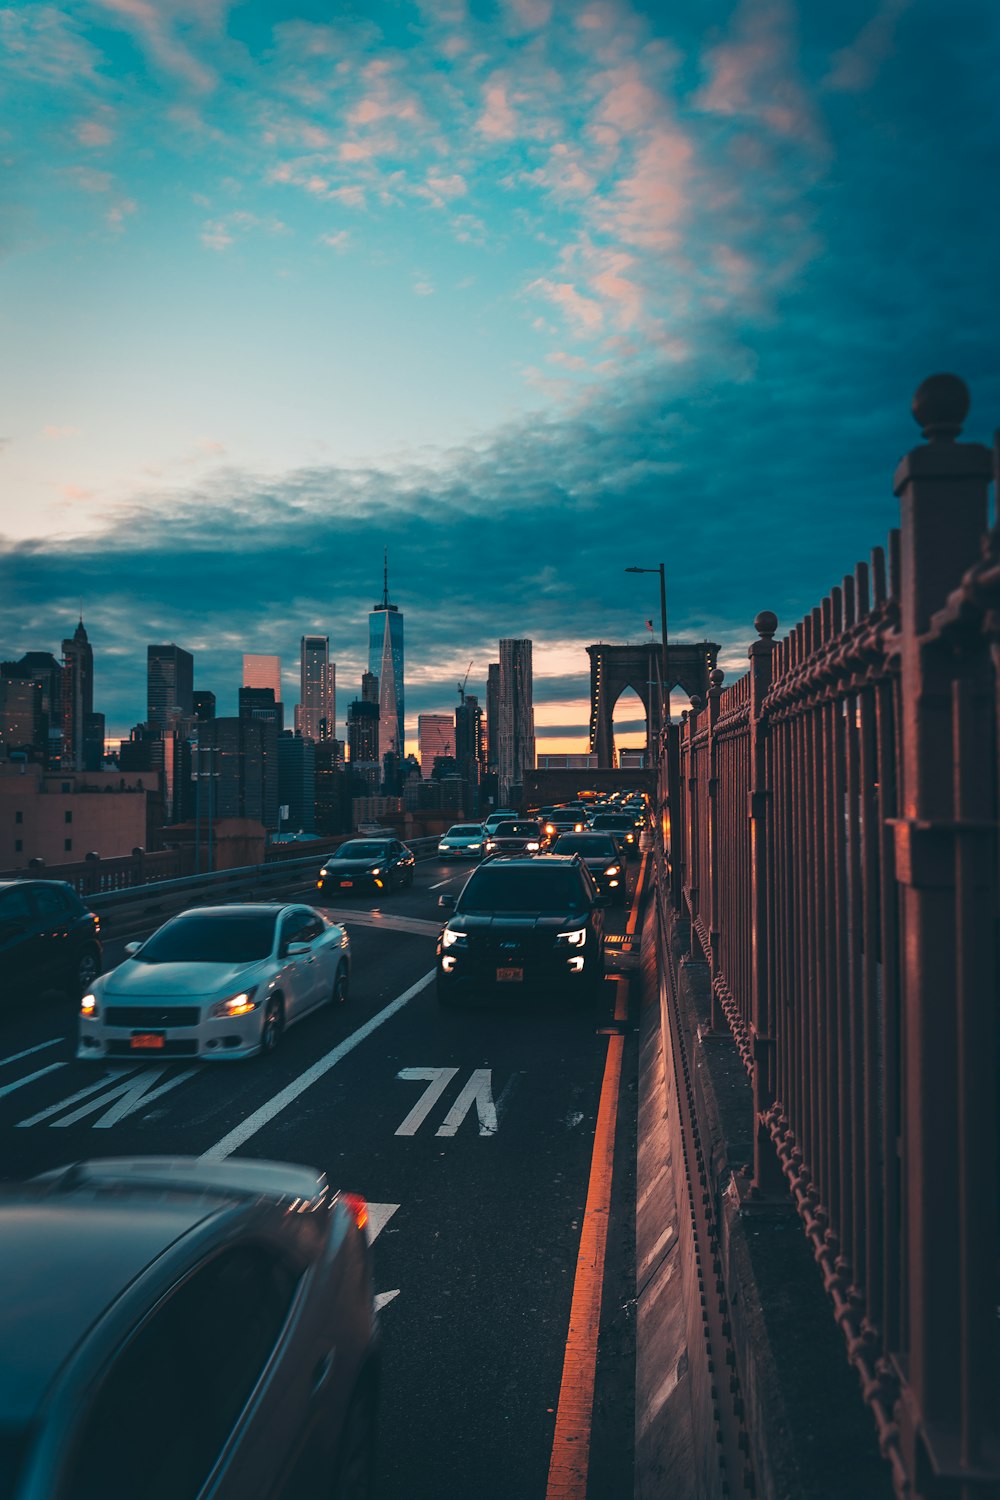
left=0, top=1158, right=327, bottom=1425
left=0, top=880, right=75, bottom=894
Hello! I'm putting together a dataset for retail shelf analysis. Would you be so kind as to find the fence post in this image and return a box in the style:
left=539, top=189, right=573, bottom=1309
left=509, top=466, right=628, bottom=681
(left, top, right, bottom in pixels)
left=891, top=374, right=996, bottom=1486
left=747, top=610, right=783, bottom=1196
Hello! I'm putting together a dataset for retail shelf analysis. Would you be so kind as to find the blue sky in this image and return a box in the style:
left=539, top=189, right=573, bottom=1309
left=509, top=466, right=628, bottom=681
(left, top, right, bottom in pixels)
left=2, top=0, right=998, bottom=751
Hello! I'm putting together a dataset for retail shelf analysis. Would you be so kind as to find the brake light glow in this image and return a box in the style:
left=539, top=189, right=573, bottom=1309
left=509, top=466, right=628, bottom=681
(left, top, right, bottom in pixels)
left=340, top=1192, right=368, bottom=1233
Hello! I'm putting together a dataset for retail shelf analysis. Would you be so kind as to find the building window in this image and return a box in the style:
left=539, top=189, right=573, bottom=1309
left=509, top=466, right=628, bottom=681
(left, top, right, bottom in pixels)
left=65, top=810, right=73, bottom=824
left=64, top=838, right=73, bottom=852
left=15, top=840, right=22, bottom=853
left=15, top=810, right=23, bottom=824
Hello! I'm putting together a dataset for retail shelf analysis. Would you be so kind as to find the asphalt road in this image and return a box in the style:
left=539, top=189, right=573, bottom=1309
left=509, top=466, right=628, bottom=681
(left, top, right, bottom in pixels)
left=0, top=855, right=641, bottom=1500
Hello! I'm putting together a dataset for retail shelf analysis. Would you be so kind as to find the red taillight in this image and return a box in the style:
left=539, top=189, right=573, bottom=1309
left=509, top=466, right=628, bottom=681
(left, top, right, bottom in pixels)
left=340, top=1192, right=368, bottom=1233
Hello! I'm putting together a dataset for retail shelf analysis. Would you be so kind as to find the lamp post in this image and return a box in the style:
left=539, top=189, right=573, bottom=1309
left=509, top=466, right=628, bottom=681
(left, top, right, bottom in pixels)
left=625, top=562, right=669, bottom=733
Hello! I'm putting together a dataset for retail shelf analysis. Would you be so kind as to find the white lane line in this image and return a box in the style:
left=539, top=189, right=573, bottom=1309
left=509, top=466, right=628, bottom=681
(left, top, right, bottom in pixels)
left=375, top=1289, right=401, bottom=1311
left=365, top=1203, right=400, bottom=1245
left=17, top=1067, right=140, bottom=1128
left=200, top=970, right=436, bottom=1162
left=436, top=1068, right=498, bottom=1138
left=429, top=877, right=458, bottom=890
left=0, top=1062, right=66, bottom=1101
left=0, top=1038, right=64, bottom=1072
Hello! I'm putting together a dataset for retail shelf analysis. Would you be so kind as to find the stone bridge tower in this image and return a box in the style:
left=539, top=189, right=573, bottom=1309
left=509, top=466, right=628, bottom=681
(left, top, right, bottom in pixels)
left=587, top=641, right=720, bottom=768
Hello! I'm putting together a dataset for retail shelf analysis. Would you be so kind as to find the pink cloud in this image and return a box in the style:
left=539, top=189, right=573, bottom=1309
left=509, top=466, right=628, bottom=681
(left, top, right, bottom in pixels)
left=595, top=128, right=691, bottom=251
left=93, top=0, right=217, bottom=93
left=529, top=277, right=604, bottom=333
left=695, top=0, right=824, bottom=147
left=477, top=81, right=517, bottom=141
left=825, top=0, right=913, bottom=93
left=75, top=120, right=114, bottom=148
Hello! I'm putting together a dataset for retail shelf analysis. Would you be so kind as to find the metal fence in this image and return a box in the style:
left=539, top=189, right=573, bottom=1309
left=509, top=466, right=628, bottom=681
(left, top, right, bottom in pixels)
left=660, top=375, right=998, bottom=1497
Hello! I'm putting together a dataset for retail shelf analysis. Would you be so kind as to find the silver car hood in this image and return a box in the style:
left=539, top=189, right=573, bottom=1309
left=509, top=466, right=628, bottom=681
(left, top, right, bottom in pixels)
left=101, top=958, right=267, bottom=1000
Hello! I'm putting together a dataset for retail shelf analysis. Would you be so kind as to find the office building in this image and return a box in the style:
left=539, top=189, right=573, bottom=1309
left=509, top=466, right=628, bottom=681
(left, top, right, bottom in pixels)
left=61, top=618, right=94, bottom=771
left=368, top=552, right=404, bottom=758
left=193, top=691, right=216, bottom=721
left=196, top=717, right=265, bottom=825
left=455, top=694, right=484, bottom=816
left=242, top=654, right=281, bottom=701
left=498, top=639, right=535, bottom=805
left=147, top=645, right=194, bottom=731
left=277, top=731, right=316, bottom=834
left=296, top=635, right=334, bottom=742
left=362, top=670, right=379, bottom=705
left=418, top=714, right=452, bottom=773
left=347, top=699, right=380, bottom=795
left=1, top=652, right=64, bottom=761
left=486, top=662, right=500, bottom=772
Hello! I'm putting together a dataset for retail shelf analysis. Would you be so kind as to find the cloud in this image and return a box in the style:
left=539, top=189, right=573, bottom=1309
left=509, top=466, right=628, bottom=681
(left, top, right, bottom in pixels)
left=75, top=118, right=115, bottom=148
left=694, top=0, right=824, bottom=148
left=476, top=79, right=518, bottom=140
left=824, top=0, right=914, bottom=93
left=91, top=0, right=218, bottom=93
left=528, top=277, right=604, bottom=333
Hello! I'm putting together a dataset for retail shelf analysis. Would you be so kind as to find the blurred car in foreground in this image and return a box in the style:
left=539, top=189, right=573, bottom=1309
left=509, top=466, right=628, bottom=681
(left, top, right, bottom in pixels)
left=550, top=831, right=627, bottom=905
left=436, top=853, right=607, bottom=1006
left=318, top=839, right=415, bottom=896
left=78, top=904, right=350, bottom=1062
left=0, top=879, right=102, bottom=1000
left=0, top=1155, right=379, bottom=1500
left=437, top=824, right=485, bottom=861
left=483, top=820, right=543, bottom=856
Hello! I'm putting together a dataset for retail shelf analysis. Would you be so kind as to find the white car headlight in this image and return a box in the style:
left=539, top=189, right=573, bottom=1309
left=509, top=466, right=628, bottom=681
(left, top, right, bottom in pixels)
left=80, top=992, right=99, bottom=1019
left=526, top=841, right=540, bottom=851
left=210, top=987, right=259, bottom=1019
left=556, top=927, right=587, bottom=947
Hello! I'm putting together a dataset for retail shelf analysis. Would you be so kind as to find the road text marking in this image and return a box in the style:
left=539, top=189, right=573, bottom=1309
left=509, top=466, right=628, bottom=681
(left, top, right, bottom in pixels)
left=200, top=970, right=435, bottom=1161
left=395, top=1068, right=459, bottom=1135
left=437, top=1068, right=498, bottom=1137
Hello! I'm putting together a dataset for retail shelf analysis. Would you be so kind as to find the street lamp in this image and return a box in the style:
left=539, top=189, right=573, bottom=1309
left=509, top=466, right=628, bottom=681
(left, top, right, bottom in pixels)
left=625, top=563, right=669, bottom=730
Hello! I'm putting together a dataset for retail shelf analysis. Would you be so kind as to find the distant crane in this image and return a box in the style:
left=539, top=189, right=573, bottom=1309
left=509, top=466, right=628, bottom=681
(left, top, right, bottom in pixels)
left=457, top=661, right=473, bottom=705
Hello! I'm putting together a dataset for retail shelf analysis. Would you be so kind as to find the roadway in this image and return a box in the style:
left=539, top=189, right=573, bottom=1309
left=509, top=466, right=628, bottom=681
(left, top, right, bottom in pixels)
left=0, top=855, right=642, bottom=1500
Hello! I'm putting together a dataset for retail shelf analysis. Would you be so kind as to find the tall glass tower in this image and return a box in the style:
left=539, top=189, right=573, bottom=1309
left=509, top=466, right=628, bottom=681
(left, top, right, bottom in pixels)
left=368, top=551, right=404, bottom=757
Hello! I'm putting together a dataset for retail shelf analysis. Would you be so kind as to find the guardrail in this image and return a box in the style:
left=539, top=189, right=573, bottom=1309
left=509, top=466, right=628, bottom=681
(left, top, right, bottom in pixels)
left=86, top=837, right=443, bottom=937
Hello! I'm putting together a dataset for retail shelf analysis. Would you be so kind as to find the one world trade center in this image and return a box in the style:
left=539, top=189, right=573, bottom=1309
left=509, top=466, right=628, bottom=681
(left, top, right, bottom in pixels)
left=368, top=551, right=404, bottom=759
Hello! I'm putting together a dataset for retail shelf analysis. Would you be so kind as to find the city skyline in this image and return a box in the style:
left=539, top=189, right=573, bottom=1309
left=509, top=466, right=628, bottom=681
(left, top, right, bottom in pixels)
left=3, top=2, right=997, bottom=755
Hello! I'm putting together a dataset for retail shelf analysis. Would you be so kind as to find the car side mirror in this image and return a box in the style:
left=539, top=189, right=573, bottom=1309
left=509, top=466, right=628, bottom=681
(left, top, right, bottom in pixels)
left=124, top=940, right=142, bottom=956
left=438, top=893, right=456, bottom=911
left=285, top=941, right=310, bottom=957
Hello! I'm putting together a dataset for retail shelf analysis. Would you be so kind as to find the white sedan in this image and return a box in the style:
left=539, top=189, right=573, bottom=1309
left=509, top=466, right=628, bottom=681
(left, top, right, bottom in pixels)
left=437, top=823, right=486, bottom=860
left=78, top=903, right=351, bottom=1062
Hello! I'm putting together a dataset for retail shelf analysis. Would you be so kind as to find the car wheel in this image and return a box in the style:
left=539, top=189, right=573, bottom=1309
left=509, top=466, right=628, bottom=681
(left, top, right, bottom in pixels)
left=331, top=964, right=349, bottom=1006
left=331, top=1376, right=378, bottom=1500
left=74, top=945, right=101, bottom=995
left=260, top=997, right=284, bottom=1055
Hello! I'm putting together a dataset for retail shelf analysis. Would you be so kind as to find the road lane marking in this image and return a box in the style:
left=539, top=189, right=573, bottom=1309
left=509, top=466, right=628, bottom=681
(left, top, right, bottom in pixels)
left=200, top=970, right=436, bottom=1161
left=545, top=851, right=646, bottom=1500
left=545, top=1029, right=625, bottom=1500
left=437, top=1068, right=498, bottom=1137
left=0, top=1062, right=66, bottom=1100
left=375, top=1290, right=401, bottom=1311
left=0, top=1038, right=63, bottom=1071
left=85, top=1067, right=199, bottom=1129
left=395, top=1068, right=460, bottom=1136
left=429, top=877, right=459, bottom=889
left=366, top=1203, right=400, bottom=1244
left=17, top=1067, right=140, bottom=1127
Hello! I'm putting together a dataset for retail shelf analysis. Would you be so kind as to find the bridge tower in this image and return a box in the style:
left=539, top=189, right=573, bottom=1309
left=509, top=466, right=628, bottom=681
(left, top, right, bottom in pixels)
left=587, top=641, right=719, bottom=768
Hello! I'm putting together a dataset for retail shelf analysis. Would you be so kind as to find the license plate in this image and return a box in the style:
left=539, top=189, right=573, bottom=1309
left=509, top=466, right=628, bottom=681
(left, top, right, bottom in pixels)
left=130, top=1033, right=164, bottom=1050
left=339, top=880, right=353, bottom=888
left=496, top=967, right=523, bottom=983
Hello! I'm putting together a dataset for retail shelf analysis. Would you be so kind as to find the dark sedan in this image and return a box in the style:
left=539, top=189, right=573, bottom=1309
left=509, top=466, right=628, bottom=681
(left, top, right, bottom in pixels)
left=587, top=812, right=643, bottom=860
left=0, top=1156, right=379, bottom=1500
left=318, top=838, right=415, bottom=897
left=435, top=853, right=607, bottom=1006
left=0, top=878, right=102, bottom=1002
left=550, top=832, right=627, bottom=905
left=482, top=820, right=543, bottom=856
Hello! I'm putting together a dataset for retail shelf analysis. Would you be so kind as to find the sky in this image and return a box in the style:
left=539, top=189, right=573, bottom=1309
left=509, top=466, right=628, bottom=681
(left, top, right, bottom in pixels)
left=2, top=0, right=998, bottom=754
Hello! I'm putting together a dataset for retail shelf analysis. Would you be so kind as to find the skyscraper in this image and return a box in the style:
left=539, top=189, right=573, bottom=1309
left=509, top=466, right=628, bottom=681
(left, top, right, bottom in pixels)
left=497, top=639, right=535, bottom=805
left=147, top=644, right=194, bottom=731
left=418, top=714, right=453, bottom=773
left=296, top=635, right=335, bottom=742
left=486, top=662, right=500, bottom=772
left=61, top=618, right=93, bottom=771
left=243, top=654, right=281, bottom=700
left=368, top=551, right=404, bottom=758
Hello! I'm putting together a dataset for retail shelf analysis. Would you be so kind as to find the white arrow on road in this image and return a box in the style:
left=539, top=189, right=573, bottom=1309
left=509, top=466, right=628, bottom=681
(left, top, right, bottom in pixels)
left=366, top=1201, right=401, bottom=1313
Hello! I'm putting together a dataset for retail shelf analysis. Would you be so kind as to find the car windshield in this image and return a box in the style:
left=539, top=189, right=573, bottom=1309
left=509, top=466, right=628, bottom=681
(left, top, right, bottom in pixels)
left=447, top=827, right=481, bottom=837
left=457, top=867, right=587, bottom=914
left=553, top=835, right=617, bottom=856
left=135, top=911, right=278, bottom=964
left=493, top=823, right=540, bottom=837
left=334, top=842, right=387, bottom=860
left=591, top=815, right=634, bottom=828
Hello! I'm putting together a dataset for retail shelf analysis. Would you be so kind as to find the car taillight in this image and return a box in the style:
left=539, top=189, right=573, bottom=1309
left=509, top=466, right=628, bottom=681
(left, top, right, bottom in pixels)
left=340, top=1191, right=368, bottom=1233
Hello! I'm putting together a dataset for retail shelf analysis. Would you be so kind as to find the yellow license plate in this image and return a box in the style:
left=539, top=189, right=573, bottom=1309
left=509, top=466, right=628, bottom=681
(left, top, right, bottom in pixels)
left=496, top=967, right=523, bottom=983
left=131, top=1033, right=164, bottom=1049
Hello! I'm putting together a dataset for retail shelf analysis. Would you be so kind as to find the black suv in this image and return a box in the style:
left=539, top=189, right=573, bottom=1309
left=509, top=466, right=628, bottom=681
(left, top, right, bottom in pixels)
left=0, top=879, right=102, bottom=1000
left=435, top=853, right=607, bottom=1005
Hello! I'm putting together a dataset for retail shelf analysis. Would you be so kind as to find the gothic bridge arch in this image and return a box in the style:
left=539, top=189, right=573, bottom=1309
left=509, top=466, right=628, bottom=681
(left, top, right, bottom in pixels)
left=587, top=641, right=720, bottom=768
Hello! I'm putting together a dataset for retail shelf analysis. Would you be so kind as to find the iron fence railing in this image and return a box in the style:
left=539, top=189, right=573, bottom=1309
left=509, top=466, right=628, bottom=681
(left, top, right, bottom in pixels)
left=661, top=376, right=999, bottom=1498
